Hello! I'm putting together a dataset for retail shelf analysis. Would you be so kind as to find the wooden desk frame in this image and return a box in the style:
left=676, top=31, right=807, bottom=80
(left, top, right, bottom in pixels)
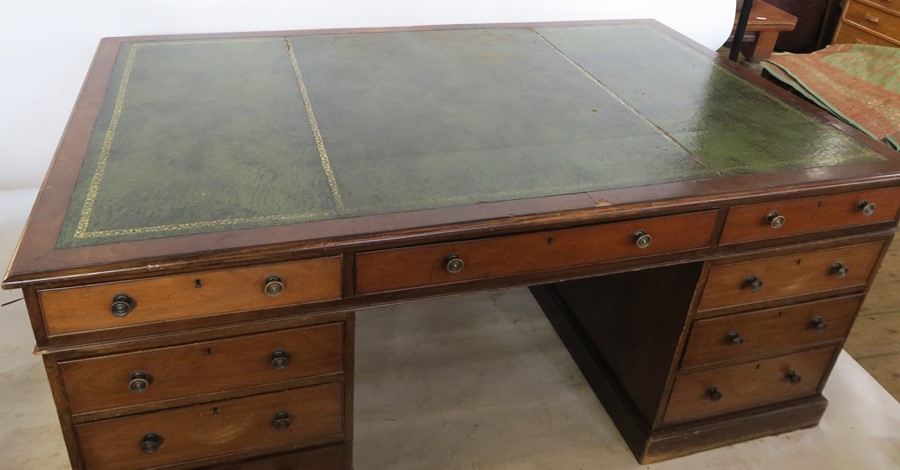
left=4, top=20, right=900, bottom=469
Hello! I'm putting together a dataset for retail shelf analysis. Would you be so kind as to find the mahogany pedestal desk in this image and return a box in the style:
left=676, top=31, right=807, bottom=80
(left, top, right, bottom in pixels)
left=4, top=20, right=900, bottom=469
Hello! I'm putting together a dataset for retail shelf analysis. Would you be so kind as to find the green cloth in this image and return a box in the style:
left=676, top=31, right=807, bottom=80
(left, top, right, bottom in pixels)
left=57, top=25, right=884, bottom=248
left=763, top=44, right=900, bottom=150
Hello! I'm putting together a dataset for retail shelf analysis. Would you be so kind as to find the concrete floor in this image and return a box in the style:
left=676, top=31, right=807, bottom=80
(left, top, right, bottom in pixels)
left=2, top=188, right=899, bottom=469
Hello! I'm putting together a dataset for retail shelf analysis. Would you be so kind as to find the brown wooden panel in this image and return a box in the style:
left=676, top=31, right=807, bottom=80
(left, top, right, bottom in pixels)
left=209, top=444, right=345, bottom=469
left=663, top=346, right=836, bottom=425
left=865, top=0, right=900, bottom=15
left=682, top=295, right=862, bottom=369
left=60, top=323, right=344, bottom=415
left=76, top=382, right=344, bottom=470
left=834, top=21, right=900, bottom=45
left=698, top=241, right=883, bottom=311
left=719, top=188, right=900, bottom=245
left=356, top=211, right=717, bottom=294
left=40, top=257, right=342, bottom=336
left=844, top=0, right=900, bottom=39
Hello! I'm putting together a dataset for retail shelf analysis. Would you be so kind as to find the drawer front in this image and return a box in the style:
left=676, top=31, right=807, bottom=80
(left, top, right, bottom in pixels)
left=663, top=347, right=836, bottom=425
left=698, top=241, right=883, bottom=312
left=845, top=0, right=900, bottom=39
left=60, top=322, right=345, bottom=415
left=835, top=22, right=900, bottom=45
left=860, top=0, right=900, bottom=15
left=682, top=296, right=862, bottom=369
left=210, top=444, right=345, bottom=469
left=76, top=382, right=344, bottom=470
left=356, top=211, right=717, bottom=295
left=40, top=257, right=342, bottom=336
left=719, top=188, right=900, bottom=245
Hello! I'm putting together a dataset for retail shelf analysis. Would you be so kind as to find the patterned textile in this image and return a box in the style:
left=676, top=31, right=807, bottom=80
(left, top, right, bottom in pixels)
left=763, top=45, right=900, bottom=150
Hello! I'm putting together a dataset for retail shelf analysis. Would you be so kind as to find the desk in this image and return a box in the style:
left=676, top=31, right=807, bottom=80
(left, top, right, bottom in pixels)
left=3, top=20, right=900, bottom=469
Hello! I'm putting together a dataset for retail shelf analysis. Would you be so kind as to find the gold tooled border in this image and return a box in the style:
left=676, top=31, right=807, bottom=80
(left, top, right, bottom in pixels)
left=72, top=38, right=345, bottom=240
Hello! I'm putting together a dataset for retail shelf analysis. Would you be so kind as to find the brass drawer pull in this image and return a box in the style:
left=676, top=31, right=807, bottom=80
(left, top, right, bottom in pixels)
left=727, top=330, right=744, bottom=346
left=810, top=315, right=828, bottom=331
left=830, top=262, right=849, bottom=278
left=864, top=13, right=880, bottom=24
left=273, top=411, right=292, bottom=430
left=785, top=370, right=802, bottom=384
left=745, top=275, right=764, bottom=292
left=445, top=254, right=465, bottom=274
left=857, top=199, right=876, bottom=216
left=765, top=211, right=785, bottom=229
left=270, top=349, right=291, bottom=370
left=264, top=275, right=285, bottom=297
left=128, top=371, right=151, bottom=392
left=140, top=433, right=162, bottom=454
left=110, top=293, right=134, bottom=317
left=632, top=230, right=653, bottom=249
left=705, top=386, right=723, bottom=401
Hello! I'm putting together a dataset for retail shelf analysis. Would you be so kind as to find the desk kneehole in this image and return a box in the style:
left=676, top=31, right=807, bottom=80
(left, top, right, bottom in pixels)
left=355, top=211, right=718, bottom=295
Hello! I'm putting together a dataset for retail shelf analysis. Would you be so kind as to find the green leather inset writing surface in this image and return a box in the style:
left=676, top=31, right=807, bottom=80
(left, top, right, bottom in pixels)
left=57, top=24, right=882, bottom=248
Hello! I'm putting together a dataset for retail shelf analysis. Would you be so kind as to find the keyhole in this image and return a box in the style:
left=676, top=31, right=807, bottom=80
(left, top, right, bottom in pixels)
left=796, top=258, right=802, bottom=265
left=195, top=279, right=202, bottom=288
left=205, top=348, right=213, bottom=356
left=547, top=237, right=553, bottom=245
left=212, top=407, right=220, bottom=415
left=817, top=201, right=822, bottom=208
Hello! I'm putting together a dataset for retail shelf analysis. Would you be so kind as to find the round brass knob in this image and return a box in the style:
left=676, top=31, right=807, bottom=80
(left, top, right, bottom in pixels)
left=857, top=200, right=876, bottom=217
left=785, top=370, right=802, bottom=385
left=273, top=411, right=291, bottom=430
left=264, top=275, right=284, bottom=297
left=445, top=254, right=464, bottom=274
left=110, top=294, right=134, bottom=317
left=140, top=433, right=162, bottom=454
left=811, top=315, right=828, bottom=331
left=632, top=230, right=652, bottom=249
left=727, top=330, right=744, bottom=346
left=765, top=211, right=785, bottom=229
left=706, top=386, right=723, bottom=401
left=745, top=275, right=764, bottom=292
left=129, top=371, right=151, bottom=392
left=270, top=349, right=290, bottom=370
left=831, top=262, right=849, bottom=278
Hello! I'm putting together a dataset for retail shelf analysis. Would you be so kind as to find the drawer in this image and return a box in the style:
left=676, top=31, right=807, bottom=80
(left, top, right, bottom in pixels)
left=356, top=211, right=718, bottom=294
left=698, top=241, right=884, bottom=312
left=860, top=0, right=900, bottom=15
left=210, top=444, right=345, bottom=469
left=835, top=22, right=900, bottom=46
left=844, top=0, right=900, bottom=40
left=719, top=188, right=900, bottom=245
left=663, top=346, right=836, bottom=425
left=40, top=257, right=342, bottom=336
left=682, top=296, right=862, bottom=369
left=76, top=382, right=344, bottom=470
left=60, top=322, right=345, bottom=415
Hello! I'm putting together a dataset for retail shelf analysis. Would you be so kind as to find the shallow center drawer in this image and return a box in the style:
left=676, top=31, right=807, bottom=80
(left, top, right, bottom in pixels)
left=698, top=241, right=884, bottom=312
left=60, top=322, right=345, bottom=415
left=356, top=211, right=717, bottom=294
left=75, top=382, right=344, bottom=470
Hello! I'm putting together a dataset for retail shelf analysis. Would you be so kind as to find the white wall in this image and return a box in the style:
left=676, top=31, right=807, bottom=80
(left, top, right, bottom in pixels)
left=0, top=1, right=734, bottom=191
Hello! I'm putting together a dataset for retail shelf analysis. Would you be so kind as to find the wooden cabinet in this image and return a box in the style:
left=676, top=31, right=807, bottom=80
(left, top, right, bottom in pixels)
left=834, top=0, right=900, bottom=46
